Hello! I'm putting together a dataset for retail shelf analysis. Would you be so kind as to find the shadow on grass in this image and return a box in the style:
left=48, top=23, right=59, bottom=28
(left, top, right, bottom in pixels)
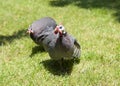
left=0, top=29, right=27, bottom=46
left=30, top=45, right=45, bottom=57
left=49, top=0, right=120, bottom=22
left=41, top=59, right=75, bottom=76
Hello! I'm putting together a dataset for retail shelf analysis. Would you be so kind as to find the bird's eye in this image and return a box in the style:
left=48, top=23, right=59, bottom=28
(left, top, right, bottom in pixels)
left=59, top=26, right=62, bottom=29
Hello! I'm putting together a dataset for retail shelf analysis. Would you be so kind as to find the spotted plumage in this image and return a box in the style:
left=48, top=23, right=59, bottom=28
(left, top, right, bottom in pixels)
left=27, top=17, right=57, bottom=47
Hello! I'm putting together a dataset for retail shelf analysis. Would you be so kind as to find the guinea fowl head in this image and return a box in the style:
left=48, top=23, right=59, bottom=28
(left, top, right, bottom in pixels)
left=27, top=28, right=34, bottom=34
left=54, top=24, right=66, bottom=36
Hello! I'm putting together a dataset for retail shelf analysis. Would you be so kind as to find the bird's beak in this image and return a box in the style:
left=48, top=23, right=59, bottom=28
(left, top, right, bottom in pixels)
left=26, top=29, right=33, bottom=34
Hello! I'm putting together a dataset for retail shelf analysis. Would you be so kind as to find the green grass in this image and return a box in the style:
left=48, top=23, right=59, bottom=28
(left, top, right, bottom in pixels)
left=0, top=0, right=120, bottom=86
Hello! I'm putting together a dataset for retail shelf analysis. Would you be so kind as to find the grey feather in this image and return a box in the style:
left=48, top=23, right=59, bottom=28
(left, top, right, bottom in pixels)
left=42, top=30, right=81, bottom=60
left=28, top=17, right=57, bottom=46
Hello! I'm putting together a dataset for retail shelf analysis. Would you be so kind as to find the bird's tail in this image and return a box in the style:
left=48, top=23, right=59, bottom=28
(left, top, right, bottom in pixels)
left=72, top=40, right=81, bottom=58
left=72, top=45, right=81, bottom=58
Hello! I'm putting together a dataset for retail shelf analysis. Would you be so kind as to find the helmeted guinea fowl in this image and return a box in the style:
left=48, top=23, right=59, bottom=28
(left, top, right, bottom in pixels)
left=27, top=17, right=57, bottom=47
left=42, top=24, right=81, bottom=61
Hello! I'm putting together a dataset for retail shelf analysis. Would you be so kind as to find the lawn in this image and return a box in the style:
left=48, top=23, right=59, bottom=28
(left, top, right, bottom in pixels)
left=0, top=0, right=120, bottom=86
